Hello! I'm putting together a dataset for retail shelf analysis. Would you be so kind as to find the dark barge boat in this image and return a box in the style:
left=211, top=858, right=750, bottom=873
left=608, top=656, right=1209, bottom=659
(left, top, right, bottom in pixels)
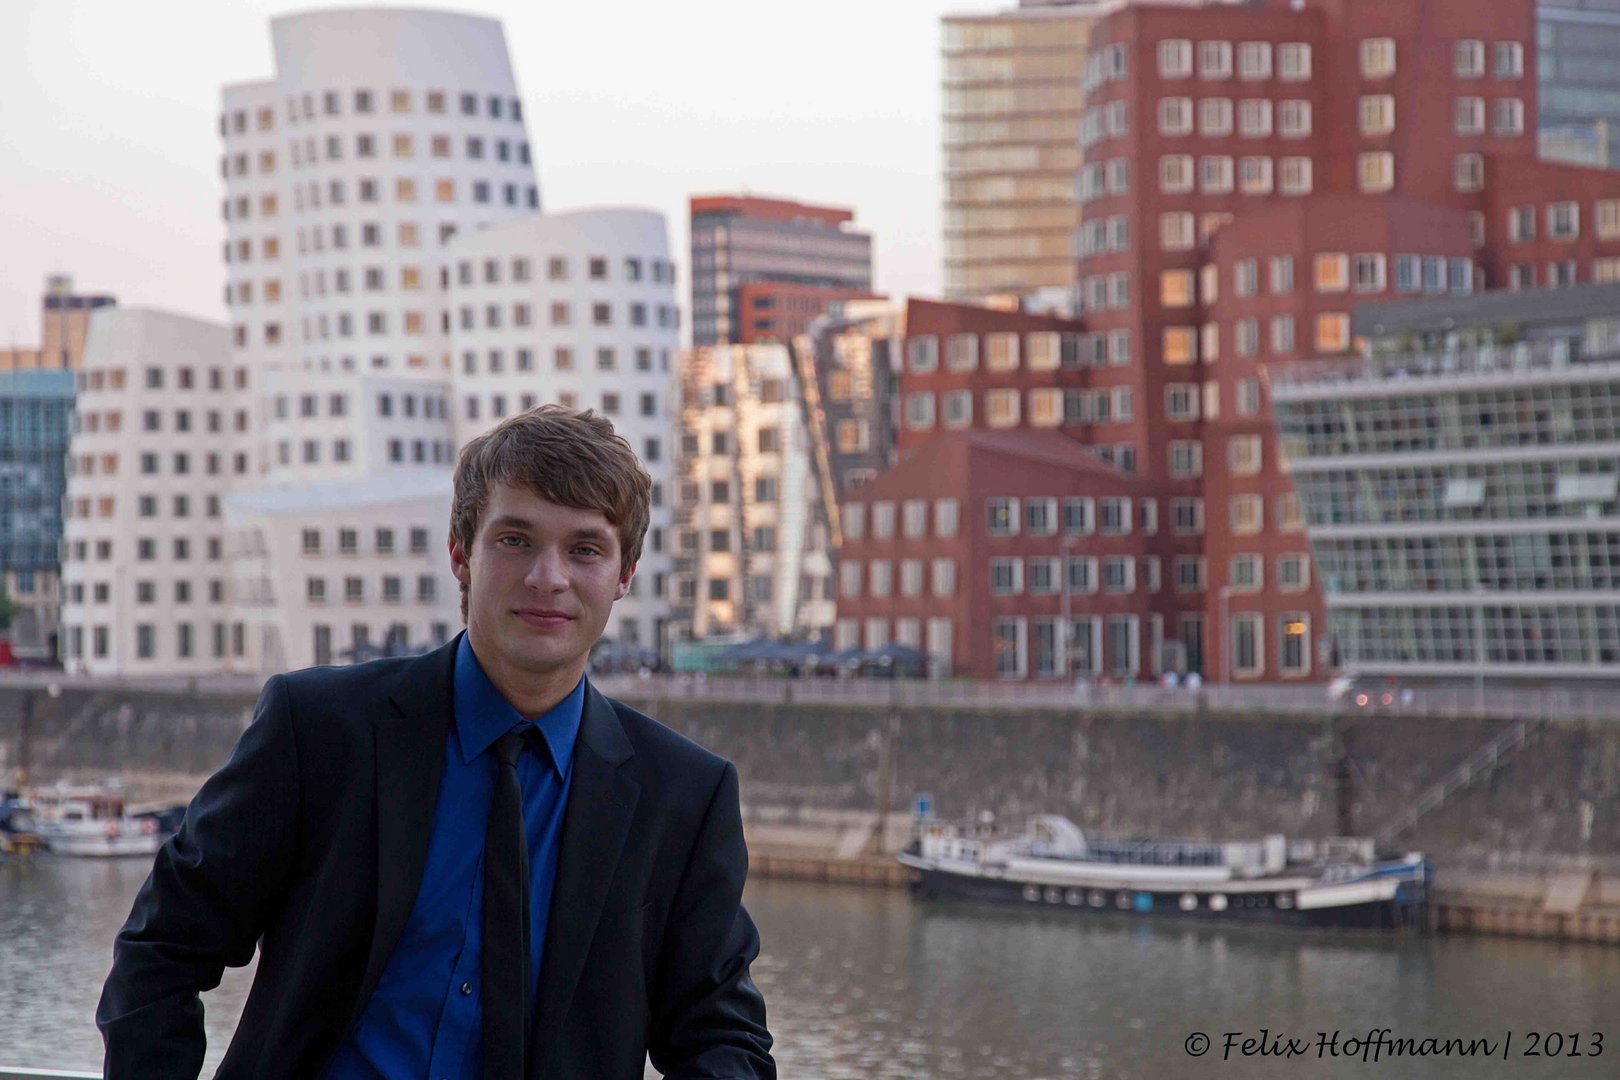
left=900, top=814, right=1430, bottom=930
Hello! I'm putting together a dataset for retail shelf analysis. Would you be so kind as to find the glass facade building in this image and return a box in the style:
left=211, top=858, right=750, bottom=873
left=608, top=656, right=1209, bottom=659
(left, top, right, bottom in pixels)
left=0, top=370, right=75, bottom=660
left=1271, top=283, right=1620, bottom=683
left=941, top=2, right=1098, bottom=301
left=1539, top=0, right=1620, bottom=166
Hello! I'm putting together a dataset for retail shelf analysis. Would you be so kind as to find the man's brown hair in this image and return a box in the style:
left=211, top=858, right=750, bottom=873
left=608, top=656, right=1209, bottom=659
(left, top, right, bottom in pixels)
left=451, top=406, right=652, bottom=618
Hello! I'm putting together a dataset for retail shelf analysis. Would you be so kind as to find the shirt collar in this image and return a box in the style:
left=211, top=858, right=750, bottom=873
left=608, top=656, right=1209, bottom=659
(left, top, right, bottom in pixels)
left=452, top=633, right=585, bottom=778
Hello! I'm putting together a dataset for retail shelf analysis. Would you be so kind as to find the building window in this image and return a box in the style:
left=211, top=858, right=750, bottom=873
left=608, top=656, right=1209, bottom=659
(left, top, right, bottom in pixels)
left=986, top=389, right=1021, bottom=428
left=1160, top=154, right=1194, bottom=194
left=1159, top=39, right=1193, bottom=78
left=1358, top=37, right=1396, bottom=78
left=1230, top=554, right=1262, bottom=592
left=1278, top=100, right=1311, bottom=138
left=1100, top=497, right=1131, bottom=535
left=1270, top=314, right=1295, bottom=354
left=1314, top=254, right=1348, bottom=293
left=1232, top=614, right=1264, bottom=677
left=1169, top=440, right=1202, bottom=478
left=990, top=558, right=1023, bottom=596
left=1547, top=201, right=1581, bottom=240
left=1160, top=270, right=1195, bottom=308
left=1227, top=435, right=1262, bottom=476
left=1239, top=156, right=1272, bottom=195
left=1199, top=155, right=1233, bottom=194
left=1239, top=98, right=1272, bottom=137
left=1279, top=157, right=1312, bottom=195
left=1198, top=40, right=1232, bottom=79
left=1455, top=97, right=1485, bottom=135
left=1238, top=41, right=1271, bottom=80
left=1357, top=152, right=1394, bottom=193
left=993, top=619, right=1026, bottom=679
left=987, top=497, right=1019, bottom=537
left=946, top=334, right=979, bottom=372
left=1162, top=327, right=1197, bottom=365
left=1353, top=253, right=1387, bottom=292
left=1199, top=98, right=1232, bottom=137
left=1229, top=494, right=1263, bottom=535
left=1277, top=554, right=1310, bottom=592
left=905, top=392, right=935, bottom=430
left=1454, top=39, right=1484, bottom=79
left=1359, top=95, right=1395, bottom=136
left=1279, top=615, right=1310, bottom=676
left=1278, top=42, right=1311, bottom=81
left=906, top=336, right=938, bottom=373
left=1159, top=97, right=1193, bottom=136
left=1315, top=313, right=1351, bottom=352
left=1454, top=154, right=1483, bottom=192
left=1161, top=212, right=1195, bottom=251
left=1494, top=98, right=1523, bottom=136
left=1495, top=41, right=1524, bottom=79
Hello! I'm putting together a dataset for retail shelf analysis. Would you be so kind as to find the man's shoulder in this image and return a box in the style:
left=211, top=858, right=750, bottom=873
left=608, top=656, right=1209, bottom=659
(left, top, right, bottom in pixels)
left=597, top=691, right=730, bottom=782
left=270, top=653, right=423, bottom=714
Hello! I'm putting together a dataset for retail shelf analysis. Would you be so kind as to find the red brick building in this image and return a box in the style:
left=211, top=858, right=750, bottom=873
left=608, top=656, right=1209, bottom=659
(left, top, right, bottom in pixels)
left=835, top=429, right=1155, bottom=680
left=734, top=281, right=881, bottom=345
left=845, top=0, right=1620, bottom=682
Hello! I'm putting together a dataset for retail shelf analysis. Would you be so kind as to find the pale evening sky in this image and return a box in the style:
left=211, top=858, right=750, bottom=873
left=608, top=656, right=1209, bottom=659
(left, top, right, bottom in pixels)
left=0, top=0, right=975, bottom=346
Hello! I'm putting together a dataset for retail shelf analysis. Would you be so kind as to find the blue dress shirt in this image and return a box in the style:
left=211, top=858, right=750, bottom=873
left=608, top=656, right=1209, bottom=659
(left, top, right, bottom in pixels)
left=324, top=636, right=584, bottom=1079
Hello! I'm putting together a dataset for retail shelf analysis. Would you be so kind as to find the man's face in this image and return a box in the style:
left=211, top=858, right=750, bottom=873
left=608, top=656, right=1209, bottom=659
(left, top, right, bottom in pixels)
left=448, top=482, right=634, bottom=684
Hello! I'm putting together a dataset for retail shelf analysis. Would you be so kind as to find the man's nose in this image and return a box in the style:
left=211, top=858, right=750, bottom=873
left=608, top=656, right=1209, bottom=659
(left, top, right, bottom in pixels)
left=524, top=548, right=569, bottom=591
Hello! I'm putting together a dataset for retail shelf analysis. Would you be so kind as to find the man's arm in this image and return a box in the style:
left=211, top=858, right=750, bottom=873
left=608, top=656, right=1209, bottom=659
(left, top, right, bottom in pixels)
left=648, top=761, right=776, bottom=1080
left=97, top=673, right=301, bottom=1079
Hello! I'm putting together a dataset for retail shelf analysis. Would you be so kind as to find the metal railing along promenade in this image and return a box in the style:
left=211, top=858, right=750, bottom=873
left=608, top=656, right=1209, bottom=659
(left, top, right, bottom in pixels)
left=5, top=669, right=1620, bottom=722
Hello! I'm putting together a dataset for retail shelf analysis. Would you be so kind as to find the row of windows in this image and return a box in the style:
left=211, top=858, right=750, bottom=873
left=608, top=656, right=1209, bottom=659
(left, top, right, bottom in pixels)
left=274, top=390, right=447, bottom=422
left=1277, top=380, right=1620, bottom=461
left=461, top=345, right=670, bottom=377
left=72, top=407, right=251, bottom=438
left=1156, top=97, right=1312, bottom=138
left=65, top=578, right=224, bottom=606
left=238, top=300, right=681, bottom=348
left=986, top=555, right=1153, bottom=597
left=63, top=535, right=225, bottom=562
left=1316, top=532, right=1620, bottom=596
left=223, top=90, right=525, bottom=136
left=1294, top=463, right=1620, bottom=526
left=1158, top=154, right=1314, bottom=196
left=1333, top=605, right=1620, bottom=668
left=299, top=525, right=435, bottom=556
left=306, top=574, right=442, bottom=604
left=1506, top=199, right=1620, bottom=244
left=903, top=331, right=1131, bottom=374
left=74, top=366, right=249, bottom=395
left=901, top=386, right=1136, bottom=432
left=453, top=254, right=675, bottom=287
left=839, top=557, right=958, bottom=600
left=66, top=452, right=249, bottom=486
left=64, top=621, right=247, bottom=662
left=273, top=436, right=454, bottom=468
left=1156, top=40, right=1312, bottom=82
left=843, top=498, right=959, bottom=542
left=1228, top=613, right=1312, bottom=677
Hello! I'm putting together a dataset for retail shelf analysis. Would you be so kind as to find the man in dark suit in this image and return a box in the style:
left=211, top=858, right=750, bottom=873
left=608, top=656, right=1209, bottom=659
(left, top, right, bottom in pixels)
left=98, top=407, right=775, bottom=1079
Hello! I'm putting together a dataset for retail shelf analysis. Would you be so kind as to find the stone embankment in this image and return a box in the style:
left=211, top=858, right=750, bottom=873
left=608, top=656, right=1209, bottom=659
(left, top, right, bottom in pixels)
left=6, top=680, right=1620, bottom=940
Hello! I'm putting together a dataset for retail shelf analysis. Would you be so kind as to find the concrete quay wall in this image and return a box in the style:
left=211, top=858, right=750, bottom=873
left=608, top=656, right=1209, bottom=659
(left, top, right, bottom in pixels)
left=3, top=684, right=1619, bottom=874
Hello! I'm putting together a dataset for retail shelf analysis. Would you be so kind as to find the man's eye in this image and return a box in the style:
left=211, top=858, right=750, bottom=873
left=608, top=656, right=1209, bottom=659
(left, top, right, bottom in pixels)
left=573, top=546, right=601, bottom=557
left=498, top=536, right=526, bottom=547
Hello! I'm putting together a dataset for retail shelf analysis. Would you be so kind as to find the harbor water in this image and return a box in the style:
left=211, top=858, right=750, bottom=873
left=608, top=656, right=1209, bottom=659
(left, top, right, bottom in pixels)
left=4, top=856, right=1620, bottom=1078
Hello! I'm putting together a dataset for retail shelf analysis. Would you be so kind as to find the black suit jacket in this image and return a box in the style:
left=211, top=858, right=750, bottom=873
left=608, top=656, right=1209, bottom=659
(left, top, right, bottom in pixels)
left=98, top=636, right=775, bottom=1078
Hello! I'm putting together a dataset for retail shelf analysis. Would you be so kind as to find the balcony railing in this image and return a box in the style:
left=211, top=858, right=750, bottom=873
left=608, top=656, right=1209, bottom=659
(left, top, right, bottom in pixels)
left=1270, top=338, right=1586, bottom=397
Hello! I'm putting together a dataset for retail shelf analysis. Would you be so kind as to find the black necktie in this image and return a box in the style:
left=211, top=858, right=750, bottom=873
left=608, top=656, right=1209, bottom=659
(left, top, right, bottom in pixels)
left=483, top=729, right=531, bottom=1080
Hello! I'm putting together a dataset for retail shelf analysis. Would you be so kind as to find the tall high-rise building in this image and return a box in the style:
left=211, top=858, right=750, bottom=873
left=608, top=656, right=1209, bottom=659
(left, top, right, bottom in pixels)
left=941, top=1, right=1100, bottom=301
left=0, top=275, right=115, bottom=372
left=854, top=0, right=1620, bottom=684
left=688, top=195, right=873, bottom=347
left=59, top=9, right=678, bottom=675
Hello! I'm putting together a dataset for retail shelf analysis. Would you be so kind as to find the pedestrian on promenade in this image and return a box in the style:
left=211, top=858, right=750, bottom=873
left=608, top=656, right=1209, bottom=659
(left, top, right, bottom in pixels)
left=98, top=406, right=775, bottom=1080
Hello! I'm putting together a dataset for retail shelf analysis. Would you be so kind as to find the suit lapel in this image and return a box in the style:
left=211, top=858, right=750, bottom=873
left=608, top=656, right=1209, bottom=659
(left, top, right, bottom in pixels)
left=344, top=636, right=458, bottom=1031
left=530, top=682, right=640, bottom=1057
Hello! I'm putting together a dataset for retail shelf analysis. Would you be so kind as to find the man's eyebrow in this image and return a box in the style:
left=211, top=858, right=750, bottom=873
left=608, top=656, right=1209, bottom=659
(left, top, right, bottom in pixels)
left=486, top=514, right=537, bottom=530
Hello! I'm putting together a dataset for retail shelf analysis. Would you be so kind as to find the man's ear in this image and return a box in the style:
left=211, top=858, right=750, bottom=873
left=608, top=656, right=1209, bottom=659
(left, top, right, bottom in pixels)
left=448, top=534, right=471, bottom=586
left=615, top=561, right=637, bottom=602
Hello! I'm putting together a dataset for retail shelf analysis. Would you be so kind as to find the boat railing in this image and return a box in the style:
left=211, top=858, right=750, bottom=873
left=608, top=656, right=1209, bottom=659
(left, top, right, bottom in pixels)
left=1060, top=838, right=1228, bottom=868
left=0, top=1068, right=102, bottom=1079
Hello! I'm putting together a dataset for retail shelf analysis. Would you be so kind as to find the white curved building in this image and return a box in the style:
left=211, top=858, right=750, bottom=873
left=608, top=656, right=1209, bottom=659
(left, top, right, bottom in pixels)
left=59, top=309, right=239, bottom=675
left=214, top=8, right=541, bottom=672
left=445, top=207, right=681, bottom=654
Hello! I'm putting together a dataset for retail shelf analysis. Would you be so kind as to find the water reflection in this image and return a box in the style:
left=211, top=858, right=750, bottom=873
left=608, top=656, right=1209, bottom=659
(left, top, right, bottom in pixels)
left=3, top=859, right=1619, bottom=1079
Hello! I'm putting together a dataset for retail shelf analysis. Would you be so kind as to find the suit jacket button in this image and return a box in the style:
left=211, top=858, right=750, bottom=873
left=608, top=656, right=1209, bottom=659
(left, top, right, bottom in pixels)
left=460, top=981, right=473, bottom=995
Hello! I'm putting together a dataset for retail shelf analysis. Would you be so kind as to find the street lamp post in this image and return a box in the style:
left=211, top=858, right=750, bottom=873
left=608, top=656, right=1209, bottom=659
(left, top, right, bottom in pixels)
left=1061, top=533, right=1078, bottom=678
left=1219, top=585, right=1235, bottom=687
